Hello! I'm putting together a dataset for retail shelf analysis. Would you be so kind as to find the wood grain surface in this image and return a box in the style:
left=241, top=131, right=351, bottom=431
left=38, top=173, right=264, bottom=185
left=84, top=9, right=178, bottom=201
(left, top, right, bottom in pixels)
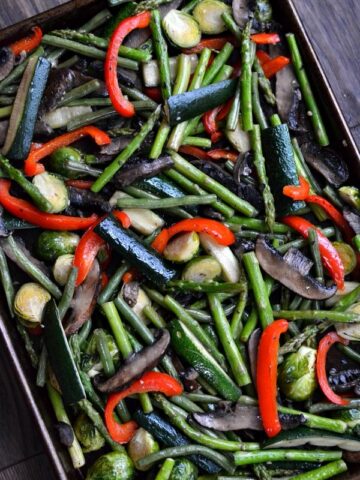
left=0, top=1, right=359, bottom=480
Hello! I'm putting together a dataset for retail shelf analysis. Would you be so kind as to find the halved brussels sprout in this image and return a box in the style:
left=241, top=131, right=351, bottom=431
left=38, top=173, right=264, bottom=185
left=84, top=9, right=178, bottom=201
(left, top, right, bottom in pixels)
left=338, top=186, right=360, bottom=211
left=279, top=346, right=317, bottom=401
left=14, top=282, right=51, bottom=327
left=193, top=0, right=231, bottom=34
left=163, top=10, right=201, bottom=48
left=163, top=231, right=200, bottom=263
left=32, top=172, right=69, bottom=213
left=127, top=428, right=159, bottom=471
left=336, top=302, right=360, bottom=341
left=170, top=459, right=198, bottom=480
left=86, top=452, right=134, bottom=480
left=74, top=413, right=105, bottom=453
left=333, top=241, right=357, bottom=275
left=182, top=255, right=222, bottom=282
left=37, top=231, right=79, bottom=262
left=53, top=254, right=75, bottom=286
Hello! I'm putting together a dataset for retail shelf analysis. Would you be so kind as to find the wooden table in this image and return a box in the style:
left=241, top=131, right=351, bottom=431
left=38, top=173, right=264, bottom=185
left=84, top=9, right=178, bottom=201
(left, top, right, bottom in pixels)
left=0, top=1, right=359, bottom=479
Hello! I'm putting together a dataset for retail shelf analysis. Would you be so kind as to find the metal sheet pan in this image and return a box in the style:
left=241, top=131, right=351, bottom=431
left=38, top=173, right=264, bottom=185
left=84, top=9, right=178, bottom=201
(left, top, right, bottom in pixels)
left=0, top=1, right=359, bottom=478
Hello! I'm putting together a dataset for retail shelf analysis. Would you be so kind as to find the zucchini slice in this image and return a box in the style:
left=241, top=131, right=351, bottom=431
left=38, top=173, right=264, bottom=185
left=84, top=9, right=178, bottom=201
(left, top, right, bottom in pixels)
left=263, top=426, right=360, bottom=452
left=164, top=231, right=200, bottom=263
left=199, top=232, right=241, bottom=282
left=3, top=56, right=51, bottom=159
left=163, top=10, right=201, bottom=49
left=182, top=255, right=222, bottom=282
left=193, top=0, right=231, bottom=34
left=43, top=299, right=85, bottom=405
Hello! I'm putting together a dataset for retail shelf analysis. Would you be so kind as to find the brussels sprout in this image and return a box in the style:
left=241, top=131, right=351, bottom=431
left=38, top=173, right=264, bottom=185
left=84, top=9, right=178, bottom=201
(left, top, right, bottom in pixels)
left=169, top=459, right=198, bottom=480
left=32, top=172, right=69, bottom=213
left=53, top=254, right=74, bottom=286
left=86, top=452, right=134, bottom=480
left=182, top=255, right=222, bottom=282
left=86, top=330, right=119, bottom=377
left=279, top=346, right=317, bottom=401
left=333, top=241, right=357, bottom=275
left=127, top=428, right=159, bottom=471
left=163, top=232, right=200, bottom=263
left=336, top=302, right=360, bottom=341
left=338, top=186, right=360, bottom=211
left=37, top=231, right=79, bottom=262
left=74, top=413, right=105, bottom=452
left=193, top=0, right=231, bottom=34
left=49, top=147, right=84, bottom=179
left=14, top=282, right=51, bottom=327
left=255, top=0, right=273, bottom=23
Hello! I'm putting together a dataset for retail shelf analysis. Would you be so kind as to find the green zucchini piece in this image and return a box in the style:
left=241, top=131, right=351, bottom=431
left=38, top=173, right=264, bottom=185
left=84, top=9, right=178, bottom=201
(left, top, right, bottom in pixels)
left=263, top=426, right=360, bottom=451
left=102, top=2, right=137, bottom=38
left=162, top=10, right=201, bottom=48
left=36, top=231, right=79, bottom=262
left=43, top=299, right=85, bottom=405
left=164, top=232, right=200, bottom=263
left=182, top=255, right=222, bottom=282
left=169, top=319, right=241, bottom=401
left=134, top=410, right=221, bottom=474
left=261, top=123, right=306, bottom=216
left=95, top=215, right=177, bottom=285
left=165, top=79, right=237, bottom=126
left=32, top=172, right=69, bottom=213
left=2, top=212, right=35, bottom=230
left=193, top=0, right=231, bottom=34
left=3, top=56, right=51, bottom=160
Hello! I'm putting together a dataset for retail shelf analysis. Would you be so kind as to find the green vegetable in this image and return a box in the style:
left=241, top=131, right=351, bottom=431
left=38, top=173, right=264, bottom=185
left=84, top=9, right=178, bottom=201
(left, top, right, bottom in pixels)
left=155, top=459, right=176, bottom=480
left=234, top=449, right=342, bottom=466
left=182, top=256, right=222, bottom=282
left=164, top=232, right=200, bottom=263
left=225, top=119, right=251, bottom=153
left=74, top=413, right=105, bottom=452
left=166, top=279, right=245, bottom=293
left=333, top=241, right=357, bottom=275
left=169, top=459, right=198, bottom=480
left=52, top=254, right=74, bottom=286
left=240, top=21, right=254, bottom=132
left=151, top=9, right=172, bottom=100
left=279, top=346, right=317, bottom=401
left=141, top=54, right=198, bottom=88
left=169, top=319, right=241, bottom=401
left=162, top=10, right=201, bottom=48
left=3, top=56, right=50, bottom=159
left=14, top=282, right=51, bottom=328
left=193, top=0, right=231, bottom=34
left=338, top=186, right=360, bottom=210
left=0, top=246, right=14, bottom=316
left=36, top=231, right=79, bottom=262
left=85, top=452, right=135, bottom=480
left=128, top=428, right=159, bottom=471
left=49, top=146, right=99, bottom=178
left=289, top=460, right=347, bottom=480
left=44, top=105, right=92, bottom=130
left=336, top=302, right=360, bottom=341
left=32, top=173, right=69, bottom=213
left=102, top=2, right=137, bottom=38
left=58, top=266, right=77, bottom=321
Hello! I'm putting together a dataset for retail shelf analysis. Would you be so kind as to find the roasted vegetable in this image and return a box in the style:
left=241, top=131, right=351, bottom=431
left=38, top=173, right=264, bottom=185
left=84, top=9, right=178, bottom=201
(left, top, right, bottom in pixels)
left=162, top=10, right=201, bottom=48
left=74, top=413, right=105, bottom=452
left=85, top=452, right=135, bottom=480
left=14, top=282, right=51, bottom=327
left=52, top=253, right=74, bottom=286
left=32, top=172, right=69, bottom=213
left=36, top=231, right=79, bottom=262
left=193, top=0, right=231, bottom=34
left=279, top=346, right=317, bottom=401
left=127, top=428, right=159, bottom=471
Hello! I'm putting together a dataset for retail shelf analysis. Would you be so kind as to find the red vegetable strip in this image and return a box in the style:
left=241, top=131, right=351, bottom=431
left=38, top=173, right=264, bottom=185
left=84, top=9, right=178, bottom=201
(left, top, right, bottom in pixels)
left=122, top=269, right=138, bottom=284
left=105, top=372, right=183, bottom=443
left=101, top=272, right=109, bottom=290
left=256, top=50, right=271, bottom=65
left=257, top=319, right=289, bottom=438
left=9, top=26, right=43, bottom=56
left=217, top=98, right=234, bottom=121
left=282, top=216, right=345, bottom=290
left=251, top=33, right=280, bottom=44
left=207, top=149, right=238, bottom=162
left=183, top=36, right=236, bottom=54
left=143, top=87, right=162, bottom=102
left=105, top=11, right=151, bottom=117
left=283, top=176, right=310, bottom=201
left=262, top=56, right=290, bottom=78
left=113, top=210, right=131, bottom=229
left=151, top=218, right=235, bottom=254
left=24, top=126, right=111, bottom=176
left=178, top=145, right=209, bottom=160
left=203, top=106, right=223, bottom=142
left=65, top=179, right=94, bottom=190
left=316, top=332, right=349, bottom=406
left=0, top=179, right=97, bottom=231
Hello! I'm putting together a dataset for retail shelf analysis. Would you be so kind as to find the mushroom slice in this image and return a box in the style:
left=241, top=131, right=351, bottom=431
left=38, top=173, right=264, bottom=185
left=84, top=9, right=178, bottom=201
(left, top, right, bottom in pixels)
left=0, top=47, right=15, bottom=81
left=232, top=0, right=249, bottom=27
left=95, top=329, right=170, bottom=393
left=255, top=237, right=337, bottom=300
left=193, top=404, right=263, bottom=431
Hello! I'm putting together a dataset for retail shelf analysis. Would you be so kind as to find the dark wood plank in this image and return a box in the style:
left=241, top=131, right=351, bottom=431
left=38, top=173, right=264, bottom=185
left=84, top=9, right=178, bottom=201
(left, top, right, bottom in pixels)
left=0, top=454, right=55, bottom=480
left=292, top=0, right=360, bottom=149
left=0, top=0, right=67, bottom=29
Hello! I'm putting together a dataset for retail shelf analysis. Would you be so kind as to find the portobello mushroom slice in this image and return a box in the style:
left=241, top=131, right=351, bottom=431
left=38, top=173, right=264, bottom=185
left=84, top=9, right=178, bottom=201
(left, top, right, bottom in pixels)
left=343, top=208, right=360, bottom=234
left=0, top=47, right=15, bottom=81
left=0, top=120, right=8, bottom=147
left=301, top=141, right=349, bottom=187
left=113, top=155, right=174, bottom=188
left=95, top=329, right=170, bottom=393
left=68, top=187, right=111, bottom=213
left=65, top=260, right=101, bottom=335
left=255, top=237, right=337, bottom=300
left=232, top=0, right=250, bottom=27
left=287, top=88, right=310, bottom=133
left=329, top=368, right=360, bottom=393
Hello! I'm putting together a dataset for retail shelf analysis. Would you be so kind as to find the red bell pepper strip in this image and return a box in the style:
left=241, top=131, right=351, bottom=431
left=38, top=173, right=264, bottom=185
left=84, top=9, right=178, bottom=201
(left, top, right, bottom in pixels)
left=207, top=149, right=238, bottom=162
left=113, top=210, right=131, bottom=229
left=0, top=179, right=97, bottom=230
left=282, top=216, right=345, bottom=290
left=183, top=36, right=236, bottom=54
left=257, top=319, right=289, bottom=438
left=24, top=126, right=111, bottom=176
left=105, top=371, right=183, bottom=443
left=65, top=179, right=94, bottom=190
left=217, top=98, right=234, bottom=120
left=256, top=50, right=271, bottom=65
left=122, top=269, right=139, bottom=284
left=251, top=33, right=281, bottom=44
left=9, top=26, right=43, bottom=56
left=178, top=145, right=209, bottom=160
left=101, top=272, right=109, bottom=290
left=143, top=87, right=162, bottom=102
left=105, top=11, right=151, bottom=118
left=283, top=176, right=310, bottom=201
left=202, top=106, right=223, bottom=143
left=316, top=332, right=350, bottom=406
left=151, top=218, right=236, bottom=254
left=262, top=56, right=290, bottom=78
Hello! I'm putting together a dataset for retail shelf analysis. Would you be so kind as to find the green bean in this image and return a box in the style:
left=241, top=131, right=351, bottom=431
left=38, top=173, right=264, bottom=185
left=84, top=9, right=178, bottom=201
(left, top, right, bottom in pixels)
left=121, top=84, right=158, bottom=108
left=150, top=9, right=172, bottom=100
left=240, top=22, right=254, bottom=131
left=0, top=105, right=11, bottom=119
left=47, top=383, right=85, bottom=468
left=277, top=227, right=335, bottom=253
left=239, top=310, right=257, bottom=343
left=42, top=35, right=138, bottom=70
left=155, top=458, right=176, bottom=480
left=182, top=136, right=212, bottom=148
left=209, top=293, right=251, bottom=386
left=78, top=319, right=93, bottom=348
left=234, top=450, right=341, bottom=466
left=337, top=343, right=360, bottom=364
left=92, top=105, right=161, bottom=192
left=203, top=43, right=234, bottom=86
left=56, top=55, right=79, bottom=69
left=98, top=263, right=128, bottom=305
left=274, top=309, right=360, bottom=323
left=184, top=393, right=222, bottom=403
left=117, top=194, right=216, bottom=210
left=230, top=275, right=248, bottom=340
left=102, top=302, right=133, bottom=357
left=251, top=73, right=268, bottom=130
left=58, top=267, right=77, bottom=321
left=94, top=329, right=115, bottom=377
left=143, top=305, right=166, bottom=328
left=332, top=283, right=360, bottom=312
left=78, top=370, right=104, bottom=412
left=0, top=95, right=14, bottom=106
left=166, top=280, right=245, bottom=294
left=308, top=228, right=324, bottom=279
left=290, top=460, right=347, bottom=480
left=59, top=79, right=101, bottom=107
left=228, top=216, right=290, bottom=233
left=36, top=346, right=48, bottom=388
left=181, top=0, right=201, bottom=12
left=226, top=78, right=241, bottom=131
left=0, top=246, right=14, bottom=316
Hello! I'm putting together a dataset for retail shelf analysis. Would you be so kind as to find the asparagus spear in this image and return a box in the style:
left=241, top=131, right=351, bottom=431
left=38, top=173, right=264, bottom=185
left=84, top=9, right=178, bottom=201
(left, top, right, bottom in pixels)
left=290, top=460, right=347, bottom=480
left=150, top=9, right=172, bottom=100
left=0, top=247, right=14, bottom=316
left=274, top=309, right=360, bottom=323
left=234, top=449, right=342, bottom=466
left=251, top=73, right=268, bottom=130
left=155, top=458, right=176, bottom=480
left=240, top=21, right=254, bottom=132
